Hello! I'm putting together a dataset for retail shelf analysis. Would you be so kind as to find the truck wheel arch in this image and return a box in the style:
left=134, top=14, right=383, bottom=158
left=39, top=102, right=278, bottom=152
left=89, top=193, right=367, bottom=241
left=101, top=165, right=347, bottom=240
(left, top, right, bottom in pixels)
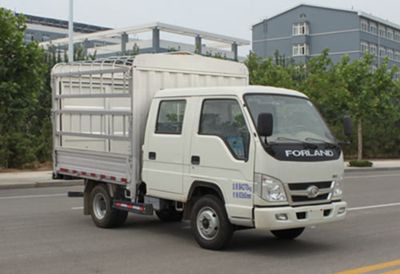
left=184, top=181, right=225, bottom=219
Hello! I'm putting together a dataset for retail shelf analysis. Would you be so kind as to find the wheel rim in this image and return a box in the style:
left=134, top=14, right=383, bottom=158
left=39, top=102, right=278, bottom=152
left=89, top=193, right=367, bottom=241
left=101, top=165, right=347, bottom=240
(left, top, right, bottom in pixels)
left=196, top=206, right=220, bottom=240
left=93, top=192, right=107, bottom=220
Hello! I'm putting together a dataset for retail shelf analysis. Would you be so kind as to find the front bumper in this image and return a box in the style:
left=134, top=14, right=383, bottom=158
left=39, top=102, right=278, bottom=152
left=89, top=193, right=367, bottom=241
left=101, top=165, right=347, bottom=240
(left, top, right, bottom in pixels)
left=254, top=201, right=347, bottom=230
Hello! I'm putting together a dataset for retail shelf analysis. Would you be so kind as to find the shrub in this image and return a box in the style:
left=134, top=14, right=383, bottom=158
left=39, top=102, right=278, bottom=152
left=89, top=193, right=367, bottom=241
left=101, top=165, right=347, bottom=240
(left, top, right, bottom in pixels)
left=348, top=160, right=373, bottom=167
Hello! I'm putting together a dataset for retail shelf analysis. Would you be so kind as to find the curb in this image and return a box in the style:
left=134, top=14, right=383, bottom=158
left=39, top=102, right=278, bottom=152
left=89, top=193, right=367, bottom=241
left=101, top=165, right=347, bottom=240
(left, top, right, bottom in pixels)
left=0, top=180, right=83, bottom=190
left=344, top=167, right=400, bottom=173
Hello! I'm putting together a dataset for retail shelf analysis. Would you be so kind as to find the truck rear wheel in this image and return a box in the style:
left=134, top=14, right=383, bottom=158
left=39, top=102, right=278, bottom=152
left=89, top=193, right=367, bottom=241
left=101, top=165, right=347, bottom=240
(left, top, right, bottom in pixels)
left=155, top=209, right=183, bottom=222
left=90, top=184, right=128, bottom=228
left=190, top=195, right=233, bottom=250
left=271, top=227, right=305, bottom=240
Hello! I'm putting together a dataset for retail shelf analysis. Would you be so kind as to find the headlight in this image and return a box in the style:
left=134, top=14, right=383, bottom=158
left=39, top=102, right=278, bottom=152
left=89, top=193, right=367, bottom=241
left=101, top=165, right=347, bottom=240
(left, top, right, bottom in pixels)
left=332, top=177, right=343, bottom=199
left=254, top=173, right=287, bottom=202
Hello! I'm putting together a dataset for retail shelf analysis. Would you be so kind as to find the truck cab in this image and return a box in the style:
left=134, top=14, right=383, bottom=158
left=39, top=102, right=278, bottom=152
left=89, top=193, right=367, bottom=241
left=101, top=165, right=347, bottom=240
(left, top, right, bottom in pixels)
left=142, top=85, right=347, bottom=249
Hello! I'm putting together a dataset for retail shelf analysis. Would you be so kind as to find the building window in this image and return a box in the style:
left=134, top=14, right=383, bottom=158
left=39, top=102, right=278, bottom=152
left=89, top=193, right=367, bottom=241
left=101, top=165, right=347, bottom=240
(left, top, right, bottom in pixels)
left=155, top=100, right=186, bottom=134
left=292, top=44, right=309, bottom=56
left=379, top=47, right=386, bottom=57
left=369, top=44, right=377, bottom=56
left=361, top=19, right=368, bottom=32
left=394, top=31, right=400, bottom=42
left=387, top=28, right=394, bottom=40
left=361, top=42, right=369, bottom=53
left=292, top=22, right=309, bottom=36
left=24, top=33, right=34, bottom=42
left=379, top=26, right=386, bottom=38
left=369, top=22, right=378, bottom=35
left=395, top=51, right=400, bottom=62
left=41, top=35, right=50, bottom=42
left=293, top=45, right=299, bottom=56
left=387, top=49, right=394, bottom=60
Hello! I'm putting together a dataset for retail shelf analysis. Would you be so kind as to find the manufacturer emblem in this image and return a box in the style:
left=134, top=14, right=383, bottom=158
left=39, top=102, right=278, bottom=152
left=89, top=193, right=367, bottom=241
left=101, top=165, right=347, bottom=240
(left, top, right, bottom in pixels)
left=307, top=185, right=320, bottom=198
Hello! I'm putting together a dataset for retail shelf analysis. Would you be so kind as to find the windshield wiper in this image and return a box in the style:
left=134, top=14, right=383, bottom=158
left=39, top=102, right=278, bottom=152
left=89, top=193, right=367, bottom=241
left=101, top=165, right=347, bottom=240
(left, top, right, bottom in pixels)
left=271, top=137, right=318, bottom=149
left=275, top=137, right=304, bottom=143
left=305, top=137, right=337, bottom=148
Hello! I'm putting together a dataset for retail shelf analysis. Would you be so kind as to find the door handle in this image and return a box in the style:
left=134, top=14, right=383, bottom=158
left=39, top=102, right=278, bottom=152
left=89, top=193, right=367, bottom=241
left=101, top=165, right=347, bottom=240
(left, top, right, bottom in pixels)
left=149, top=152, right=156, bottom=160
left=191, top=155, right=200, bottom=165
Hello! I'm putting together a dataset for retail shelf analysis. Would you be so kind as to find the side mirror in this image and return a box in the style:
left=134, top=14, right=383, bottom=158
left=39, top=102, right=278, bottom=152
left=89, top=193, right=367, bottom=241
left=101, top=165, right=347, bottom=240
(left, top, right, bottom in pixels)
left=343, top=115, right=352, bottom=137
left=257, top=113, right=273, bottom=137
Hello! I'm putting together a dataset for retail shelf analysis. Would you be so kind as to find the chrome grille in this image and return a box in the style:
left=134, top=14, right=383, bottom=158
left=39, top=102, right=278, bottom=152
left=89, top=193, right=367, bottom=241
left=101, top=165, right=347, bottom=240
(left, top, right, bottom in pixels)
left=286, top=181, right=333, bottom=205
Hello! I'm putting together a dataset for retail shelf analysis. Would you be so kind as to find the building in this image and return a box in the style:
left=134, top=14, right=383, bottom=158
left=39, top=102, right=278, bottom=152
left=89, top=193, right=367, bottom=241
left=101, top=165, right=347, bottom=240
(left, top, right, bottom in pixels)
left=20, top=13, right=110, bottom=43
left=252, top=4, right=400, bottom=70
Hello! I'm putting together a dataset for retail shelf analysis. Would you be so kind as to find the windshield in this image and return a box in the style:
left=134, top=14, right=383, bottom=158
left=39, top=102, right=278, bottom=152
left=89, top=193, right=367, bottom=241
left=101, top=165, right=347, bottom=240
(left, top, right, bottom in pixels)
left=244, top=94, right=336, bottom=144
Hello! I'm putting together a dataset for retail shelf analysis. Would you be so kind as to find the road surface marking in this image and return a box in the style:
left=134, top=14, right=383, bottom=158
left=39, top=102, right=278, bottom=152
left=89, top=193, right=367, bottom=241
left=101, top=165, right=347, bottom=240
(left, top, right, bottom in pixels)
left=335, top=259, right=400, bottom=274
left=0, top=193, right=65, bottom=200
left=381, top=269, right=400, bottom=274
left=345, top=173, right=400, bottom=179
left=348, top=202, right=400, bottom=212
left=71, top=206, right=84, bottom=210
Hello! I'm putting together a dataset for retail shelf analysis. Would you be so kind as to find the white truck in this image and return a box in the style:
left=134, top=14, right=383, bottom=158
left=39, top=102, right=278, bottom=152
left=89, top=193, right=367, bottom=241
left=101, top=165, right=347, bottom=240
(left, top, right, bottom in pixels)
left=52, top=53, right=350, bottom=250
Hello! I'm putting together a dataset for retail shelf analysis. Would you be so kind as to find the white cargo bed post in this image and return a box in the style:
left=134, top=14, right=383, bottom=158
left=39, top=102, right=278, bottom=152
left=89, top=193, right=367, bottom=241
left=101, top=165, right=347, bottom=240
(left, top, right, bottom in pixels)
left=51, top=58, right=138, bottom=196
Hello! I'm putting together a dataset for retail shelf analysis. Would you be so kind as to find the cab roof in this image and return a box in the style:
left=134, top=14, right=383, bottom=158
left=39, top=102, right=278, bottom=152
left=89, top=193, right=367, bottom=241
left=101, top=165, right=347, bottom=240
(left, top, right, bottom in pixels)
left=154, top=86, right=308, bottom=99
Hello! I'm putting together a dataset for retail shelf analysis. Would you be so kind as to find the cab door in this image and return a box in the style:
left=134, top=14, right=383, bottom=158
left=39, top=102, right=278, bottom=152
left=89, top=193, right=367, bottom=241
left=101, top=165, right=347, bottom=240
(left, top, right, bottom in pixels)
left=187, top=97, right=255, bottom=224
left=142, top=99, right=188, bottom=198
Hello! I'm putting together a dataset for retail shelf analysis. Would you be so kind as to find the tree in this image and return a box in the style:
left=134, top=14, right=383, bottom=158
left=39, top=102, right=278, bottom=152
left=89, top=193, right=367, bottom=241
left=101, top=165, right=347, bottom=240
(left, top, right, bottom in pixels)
left=0, top=9, right=46, bottom=168
left=132, top=43, right=140, bottom=55
left=337, top=54, right=398, bottom=160
left=244, top=50, right=400, bottom=160
left=245, top=51, right=299, bottom=89
left=300, top=50, right=349, bottom=140
left=364, top=62, right=400, bottom=158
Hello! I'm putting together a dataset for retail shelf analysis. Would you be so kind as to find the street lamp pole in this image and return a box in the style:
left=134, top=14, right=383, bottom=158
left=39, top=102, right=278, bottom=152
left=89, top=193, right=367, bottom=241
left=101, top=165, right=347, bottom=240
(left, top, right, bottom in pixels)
left=68, top=0, right=74, bottom=62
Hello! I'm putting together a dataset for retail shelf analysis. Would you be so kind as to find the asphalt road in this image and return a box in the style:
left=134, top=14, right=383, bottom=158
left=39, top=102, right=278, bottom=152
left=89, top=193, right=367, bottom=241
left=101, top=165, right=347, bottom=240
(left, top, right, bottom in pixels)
left=0, top=170, right=399, bottom=274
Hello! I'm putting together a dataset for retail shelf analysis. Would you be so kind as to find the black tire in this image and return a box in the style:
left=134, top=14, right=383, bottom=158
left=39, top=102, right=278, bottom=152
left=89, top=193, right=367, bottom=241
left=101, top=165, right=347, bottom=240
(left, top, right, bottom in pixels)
left=89, top=184, right=128, bottom=228
left=271, top=227, right=305, bottom=240
left=155, top=209, right=183, bottom=222
left=190, top=194, right=233, bottom=250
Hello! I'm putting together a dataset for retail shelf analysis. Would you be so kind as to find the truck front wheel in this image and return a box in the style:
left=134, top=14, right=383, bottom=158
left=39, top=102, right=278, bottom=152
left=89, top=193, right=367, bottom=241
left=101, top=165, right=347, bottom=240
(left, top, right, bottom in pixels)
left=190, top=195, right=233, bottom=250
left=90, top=184, right=128, bottom=228
left=270, top=227, right=305, bottom=240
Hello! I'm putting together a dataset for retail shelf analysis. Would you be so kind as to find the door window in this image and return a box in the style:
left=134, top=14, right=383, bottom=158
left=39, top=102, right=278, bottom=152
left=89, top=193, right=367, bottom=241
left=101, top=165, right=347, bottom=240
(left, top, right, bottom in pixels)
left=199, top=99, right=250, bottom=160
left=155, top=100, right=186, bottom=134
